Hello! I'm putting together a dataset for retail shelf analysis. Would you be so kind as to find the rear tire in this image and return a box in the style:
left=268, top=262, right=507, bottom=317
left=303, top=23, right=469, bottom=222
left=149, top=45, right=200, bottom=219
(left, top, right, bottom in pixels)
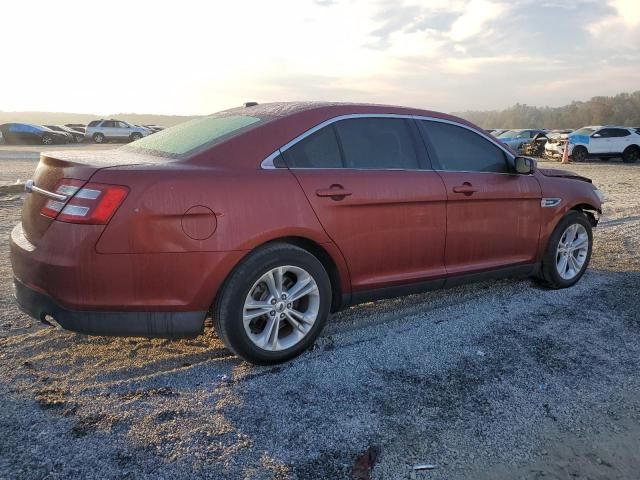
left=41, top=134, right=53, bottom=145
left=93, top=133, right=105, bottom=144
left=622, top=146, right=639, bottom=163
left=213, top=243, right=332, bottom=365
left=571, top=146, right=587, bottom=162
left=537, top=211, right=592, bottom=289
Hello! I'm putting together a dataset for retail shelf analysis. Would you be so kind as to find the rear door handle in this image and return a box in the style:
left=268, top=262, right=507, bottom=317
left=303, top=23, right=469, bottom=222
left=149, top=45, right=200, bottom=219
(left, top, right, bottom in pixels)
left=316, top=185, right=352, bottom=200
left=452, top=182, right=478, bottom=195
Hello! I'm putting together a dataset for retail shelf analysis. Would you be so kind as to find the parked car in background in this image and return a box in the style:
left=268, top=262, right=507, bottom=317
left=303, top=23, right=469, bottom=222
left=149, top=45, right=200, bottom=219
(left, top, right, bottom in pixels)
left=486, top=128, right=508, bottom=137
left=497, top=129, right=546, bottom=152
left=65, top=123, right=86, bottom=133
left=0, top=123, right=72, bottom=145
left=10, top=102, right=603, bottom=364
left=85, top=119, right=152, bottom=143
left=544, top=129, right=573, bottom=159
left=144, top=124, right=165, bottom=133
left=567, top=126, right=640, bottom=163
left=45, top=125, right=85, bottom=143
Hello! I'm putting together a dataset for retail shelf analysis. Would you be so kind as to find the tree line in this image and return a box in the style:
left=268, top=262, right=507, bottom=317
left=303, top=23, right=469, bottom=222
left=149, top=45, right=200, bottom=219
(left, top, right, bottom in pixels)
left=455, top=91, right=640, bottom=129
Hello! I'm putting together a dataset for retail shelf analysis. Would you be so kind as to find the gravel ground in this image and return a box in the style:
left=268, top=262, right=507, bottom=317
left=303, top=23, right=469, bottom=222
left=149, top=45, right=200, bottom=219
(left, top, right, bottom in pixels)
left=1, top=155, right=639, bottom=479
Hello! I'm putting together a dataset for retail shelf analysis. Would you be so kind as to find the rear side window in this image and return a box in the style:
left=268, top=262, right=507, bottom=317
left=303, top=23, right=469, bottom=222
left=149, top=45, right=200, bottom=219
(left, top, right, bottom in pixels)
left=125, top=115, right=264, bottom=157
left=102, top=121, right=116, bottom=127
left=283, top=126, right=342, bottom=168
left=598, top=128, right=630, bottom=138
left=88, top=120, right=101, bottom=127
left=419, top=121, right=509, bottom=173
left=334, top=118, right=419, bottom=169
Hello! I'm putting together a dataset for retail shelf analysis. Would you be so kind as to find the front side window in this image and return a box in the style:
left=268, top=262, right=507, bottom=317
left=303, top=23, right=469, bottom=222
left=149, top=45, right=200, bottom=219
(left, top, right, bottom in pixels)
left=333, top=118, right=419, bottom=169
left=283, top=125, right=342, bottom=168
left=419, top=120, right=509, bottom=173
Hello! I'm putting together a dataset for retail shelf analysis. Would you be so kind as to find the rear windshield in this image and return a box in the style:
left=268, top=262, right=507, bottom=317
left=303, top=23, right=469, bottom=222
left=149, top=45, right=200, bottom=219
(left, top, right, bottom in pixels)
left=124, top=114, right=264, bottom=158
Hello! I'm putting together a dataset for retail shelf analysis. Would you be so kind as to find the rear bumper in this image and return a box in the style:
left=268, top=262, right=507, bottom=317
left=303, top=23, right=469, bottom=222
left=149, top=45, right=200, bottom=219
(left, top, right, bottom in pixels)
left=14, top=276, right=206, bottom=338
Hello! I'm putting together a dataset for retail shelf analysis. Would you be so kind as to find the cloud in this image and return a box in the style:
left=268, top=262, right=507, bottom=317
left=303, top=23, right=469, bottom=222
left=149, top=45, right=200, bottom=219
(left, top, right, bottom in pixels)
left=449, top=0, right=506, bottom=42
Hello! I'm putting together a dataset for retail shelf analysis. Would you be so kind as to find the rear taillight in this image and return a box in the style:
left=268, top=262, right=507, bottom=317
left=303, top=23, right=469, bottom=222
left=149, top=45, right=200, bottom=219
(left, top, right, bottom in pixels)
left=41, top=179, right=128, bottom=224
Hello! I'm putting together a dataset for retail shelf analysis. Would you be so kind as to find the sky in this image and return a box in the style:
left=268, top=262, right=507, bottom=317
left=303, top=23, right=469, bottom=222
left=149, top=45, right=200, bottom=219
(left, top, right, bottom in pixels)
left=1, top=0, right=639, bottom=115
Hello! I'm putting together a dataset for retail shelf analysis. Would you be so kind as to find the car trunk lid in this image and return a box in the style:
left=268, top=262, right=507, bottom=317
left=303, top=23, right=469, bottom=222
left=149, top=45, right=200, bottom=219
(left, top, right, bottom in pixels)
left=21, top=149, right=163, bottom=245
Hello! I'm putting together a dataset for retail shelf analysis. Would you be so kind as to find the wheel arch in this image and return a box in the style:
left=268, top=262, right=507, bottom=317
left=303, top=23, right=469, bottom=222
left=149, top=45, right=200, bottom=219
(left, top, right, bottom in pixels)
left=570, top=202, right=600, bottom=226
left=214, top=236, right=349, bottom=314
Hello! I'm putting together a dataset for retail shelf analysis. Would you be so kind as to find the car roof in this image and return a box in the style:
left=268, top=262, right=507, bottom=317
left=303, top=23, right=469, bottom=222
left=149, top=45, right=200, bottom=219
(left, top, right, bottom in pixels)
left=219, top=101, right=467, bottom=123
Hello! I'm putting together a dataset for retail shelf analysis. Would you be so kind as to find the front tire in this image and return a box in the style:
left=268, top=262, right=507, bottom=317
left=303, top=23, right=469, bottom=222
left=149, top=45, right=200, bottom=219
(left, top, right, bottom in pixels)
left=41, top=134, right=53, bottom=145
left=213, top=243, right=332, bottom=365
left=130, top=132, right=142, bottom=142
left=571, top=146, right=588, bottom=162
left=537, top=211, right=592, bottom=289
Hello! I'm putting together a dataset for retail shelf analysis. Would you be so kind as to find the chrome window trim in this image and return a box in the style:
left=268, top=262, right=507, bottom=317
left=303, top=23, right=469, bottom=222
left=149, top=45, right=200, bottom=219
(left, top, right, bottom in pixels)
left=260, top=113, right=516, bottom=170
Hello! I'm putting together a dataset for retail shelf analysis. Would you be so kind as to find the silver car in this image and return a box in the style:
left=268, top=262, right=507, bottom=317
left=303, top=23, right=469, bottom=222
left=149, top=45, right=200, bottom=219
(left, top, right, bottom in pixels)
left=85, top=119, right=152, bottom=143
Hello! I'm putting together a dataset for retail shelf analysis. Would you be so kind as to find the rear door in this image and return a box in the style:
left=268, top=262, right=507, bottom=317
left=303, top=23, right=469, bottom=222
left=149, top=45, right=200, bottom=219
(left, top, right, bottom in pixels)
left=101, top=120, right=117, bottom=139
left=607, top=127, right=632, bottom=153
left=417, top=120, right=542, bottom=276
left=284, top=117, right=448, bottom=293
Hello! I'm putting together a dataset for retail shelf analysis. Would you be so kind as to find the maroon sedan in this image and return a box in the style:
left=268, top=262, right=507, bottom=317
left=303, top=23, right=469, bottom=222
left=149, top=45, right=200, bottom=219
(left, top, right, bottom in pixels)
left=10, top=102, right=603, bottom=364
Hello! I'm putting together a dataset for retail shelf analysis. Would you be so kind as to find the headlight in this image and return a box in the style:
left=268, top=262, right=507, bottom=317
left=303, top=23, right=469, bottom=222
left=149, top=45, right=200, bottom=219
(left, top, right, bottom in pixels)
left=593, top=188, right=605, bottom=204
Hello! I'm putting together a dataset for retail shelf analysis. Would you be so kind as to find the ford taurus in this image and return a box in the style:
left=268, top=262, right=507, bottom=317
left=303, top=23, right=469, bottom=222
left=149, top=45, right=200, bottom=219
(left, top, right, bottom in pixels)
left=10, top=102, right=604, bottom=364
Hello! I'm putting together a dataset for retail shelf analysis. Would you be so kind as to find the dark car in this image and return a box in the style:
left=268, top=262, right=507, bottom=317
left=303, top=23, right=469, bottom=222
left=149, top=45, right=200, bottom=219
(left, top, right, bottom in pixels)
left=45, top=125, right=85, bottom=143
left=10, top=102, right=603, bottom=364
left=65, top=124, right=86, bottom=133
left=144, top=124, right=165, bottom=133
left=0, top=123, right=72, bottom=145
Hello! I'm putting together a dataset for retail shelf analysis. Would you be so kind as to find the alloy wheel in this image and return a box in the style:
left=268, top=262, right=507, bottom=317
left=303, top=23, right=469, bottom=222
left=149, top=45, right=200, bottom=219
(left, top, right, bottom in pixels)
left=555, top=224, right=589, bottom=280
left=243, top=265, right=320, bottom=351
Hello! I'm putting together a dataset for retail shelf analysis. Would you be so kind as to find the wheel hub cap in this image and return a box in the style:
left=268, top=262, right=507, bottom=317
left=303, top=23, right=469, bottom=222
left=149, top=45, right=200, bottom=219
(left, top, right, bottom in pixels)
left=243, top=265, right=320, bottom=352
left=555, top=223, right=589, bottom=280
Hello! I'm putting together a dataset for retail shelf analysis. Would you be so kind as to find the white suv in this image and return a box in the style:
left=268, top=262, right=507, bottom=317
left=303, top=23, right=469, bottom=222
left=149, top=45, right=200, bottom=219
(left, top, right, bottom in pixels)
left=567, top=126, right=640, bottom=163
left=85, top=119, right=152, bottom=144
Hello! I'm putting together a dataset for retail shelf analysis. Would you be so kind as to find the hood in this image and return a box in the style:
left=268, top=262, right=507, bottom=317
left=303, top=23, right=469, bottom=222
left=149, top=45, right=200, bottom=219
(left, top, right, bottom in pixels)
left=538, top=168, right=592, bottom=183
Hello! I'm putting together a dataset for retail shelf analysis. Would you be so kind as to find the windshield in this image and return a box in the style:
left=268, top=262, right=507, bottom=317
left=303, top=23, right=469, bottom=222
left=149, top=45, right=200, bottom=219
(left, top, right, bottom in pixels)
left=124, top=114, right=264, bottom=157
left=571, top=127, right=596, bottom=136
left=497, top=130, right=521, bottom=138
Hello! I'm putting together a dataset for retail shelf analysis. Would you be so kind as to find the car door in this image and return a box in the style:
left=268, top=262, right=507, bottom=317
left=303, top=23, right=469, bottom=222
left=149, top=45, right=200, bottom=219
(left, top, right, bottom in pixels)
left=99, top=120, right=115, bottom=139
left=417, top=119, right=542, bottom=276
left=588, top=128, right=612, bottom=154
left=283, top=116, right=448, bottom=294
left=115, top=121, right=131, bottom=138
left=607, top=128, right=632, bottom=153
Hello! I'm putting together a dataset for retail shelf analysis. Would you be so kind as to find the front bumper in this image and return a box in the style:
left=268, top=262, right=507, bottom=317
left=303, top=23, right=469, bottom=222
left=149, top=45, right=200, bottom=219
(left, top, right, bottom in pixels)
left=14, top=276, right=205, bottom=338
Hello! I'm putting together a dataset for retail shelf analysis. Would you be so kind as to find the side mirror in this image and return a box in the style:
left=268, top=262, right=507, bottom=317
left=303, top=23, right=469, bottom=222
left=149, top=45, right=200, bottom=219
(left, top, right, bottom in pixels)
left=514, top=156, right=536, bottom=174
left=592, top=133, right=600, bottom=138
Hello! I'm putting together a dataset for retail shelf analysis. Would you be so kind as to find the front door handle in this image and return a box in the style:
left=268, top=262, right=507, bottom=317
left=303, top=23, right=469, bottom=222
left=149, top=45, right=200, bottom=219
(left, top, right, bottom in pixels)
left=452, top=182, right=478, bottom=195
left=316, top=185, right=352, bottom=200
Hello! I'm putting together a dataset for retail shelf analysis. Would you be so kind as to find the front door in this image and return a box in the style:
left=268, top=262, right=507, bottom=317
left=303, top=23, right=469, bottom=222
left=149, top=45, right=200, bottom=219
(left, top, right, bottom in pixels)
left=283, top=117, right=448, bottom=293
left=417, top=119, right=542, bottom=276
left=588, top=129, right=611, bottom=154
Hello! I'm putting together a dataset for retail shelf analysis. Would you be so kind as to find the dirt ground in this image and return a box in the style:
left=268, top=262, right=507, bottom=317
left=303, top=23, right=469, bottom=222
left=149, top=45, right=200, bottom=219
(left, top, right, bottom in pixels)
left=1, top=150, right=639, bottom=479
